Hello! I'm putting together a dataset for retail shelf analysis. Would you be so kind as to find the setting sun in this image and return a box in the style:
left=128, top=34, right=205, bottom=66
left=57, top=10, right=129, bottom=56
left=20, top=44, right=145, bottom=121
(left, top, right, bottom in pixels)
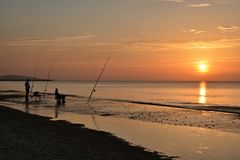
left=198, top=63, right=208, bottom=73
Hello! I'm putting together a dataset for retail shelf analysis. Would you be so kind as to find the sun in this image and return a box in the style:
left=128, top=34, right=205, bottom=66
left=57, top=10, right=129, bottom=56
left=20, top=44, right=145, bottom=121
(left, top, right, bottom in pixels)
left=198, top=63, right=208, bottom=73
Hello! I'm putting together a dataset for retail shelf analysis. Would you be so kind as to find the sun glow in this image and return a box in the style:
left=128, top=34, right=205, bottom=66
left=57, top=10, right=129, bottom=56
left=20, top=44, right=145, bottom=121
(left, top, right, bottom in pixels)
left=198, top=63, right=208, bottom=73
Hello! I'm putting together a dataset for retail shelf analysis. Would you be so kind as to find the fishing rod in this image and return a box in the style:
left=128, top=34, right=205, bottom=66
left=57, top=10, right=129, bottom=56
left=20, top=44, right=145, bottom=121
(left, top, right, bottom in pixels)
left=30, top=56, right=40, bottom=93
left=87, top=54, right=112, bottom=104
left=43, top=60, right=54, bottom=96
left=86, top=53, right=113, bottom=130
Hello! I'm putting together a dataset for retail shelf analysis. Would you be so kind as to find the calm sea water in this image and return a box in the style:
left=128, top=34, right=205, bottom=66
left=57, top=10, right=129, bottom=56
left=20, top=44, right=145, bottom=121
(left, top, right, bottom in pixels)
left=0, top=81, right=240, bottom=109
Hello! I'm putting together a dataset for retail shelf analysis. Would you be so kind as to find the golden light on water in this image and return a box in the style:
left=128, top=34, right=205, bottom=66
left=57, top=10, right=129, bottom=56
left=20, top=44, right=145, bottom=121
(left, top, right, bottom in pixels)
left=198, top=82, right=207, bottom=104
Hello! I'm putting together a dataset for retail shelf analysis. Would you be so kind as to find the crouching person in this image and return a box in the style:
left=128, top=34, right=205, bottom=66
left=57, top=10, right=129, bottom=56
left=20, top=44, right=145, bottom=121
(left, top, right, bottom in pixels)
left=55, top=88, right=66, bottom=105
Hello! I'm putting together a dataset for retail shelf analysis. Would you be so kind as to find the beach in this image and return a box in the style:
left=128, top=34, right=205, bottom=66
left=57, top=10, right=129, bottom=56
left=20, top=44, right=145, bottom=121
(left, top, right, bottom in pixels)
left=0, top=104, right=173, bottom=160
left=2, top=88, right=239, bottom=134
left=0, top=88, right=240, bottom=160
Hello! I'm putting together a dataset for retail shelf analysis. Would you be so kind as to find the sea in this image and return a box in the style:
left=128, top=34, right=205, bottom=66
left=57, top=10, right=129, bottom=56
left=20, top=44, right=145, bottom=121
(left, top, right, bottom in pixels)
left=0, top=81, right=240, bottom=111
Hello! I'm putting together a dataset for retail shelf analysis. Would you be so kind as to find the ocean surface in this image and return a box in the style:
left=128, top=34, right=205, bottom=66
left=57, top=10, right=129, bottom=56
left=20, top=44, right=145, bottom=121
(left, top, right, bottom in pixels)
left=0, top=81, right=240, bottom=111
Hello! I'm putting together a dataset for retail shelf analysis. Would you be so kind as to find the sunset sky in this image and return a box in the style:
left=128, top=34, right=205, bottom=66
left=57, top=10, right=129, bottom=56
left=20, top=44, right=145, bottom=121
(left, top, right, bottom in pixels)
left=0, top=0, right=240, bottom=81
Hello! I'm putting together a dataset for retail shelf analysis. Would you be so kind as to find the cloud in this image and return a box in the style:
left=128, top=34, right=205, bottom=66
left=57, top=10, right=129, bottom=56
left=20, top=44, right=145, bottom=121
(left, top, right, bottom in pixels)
left=0, top=33, right=96, bottom=47
left=56, top=34, right=96, bottom=40
left=103, top=14, right=112, bottom=18
left=163, top=0, right=184, bottom=3
left=154, top=0, right=235, bottom=5
left=212, top=0, right=237, bottom=5
left=216, top=56, right=240, bottom=63
left=138, top=30, right=150, bottom=34
left=187, top=3, right=212, bottom=7
left=1, top=35, right=240, bottom=52
left=150, top=0, right=184, bottom=3
left=166, top=38, right=240, bottom=49
left=91, top=37, right=240, bottom=52
left=183, top=29, right=206, bottom=34
left=217, top=26, right=239, bottom=32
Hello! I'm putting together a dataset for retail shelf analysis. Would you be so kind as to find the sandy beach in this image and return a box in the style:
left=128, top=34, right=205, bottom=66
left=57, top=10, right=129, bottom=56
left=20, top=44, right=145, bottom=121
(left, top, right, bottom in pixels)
left=0, top=104, right=174, bottom=160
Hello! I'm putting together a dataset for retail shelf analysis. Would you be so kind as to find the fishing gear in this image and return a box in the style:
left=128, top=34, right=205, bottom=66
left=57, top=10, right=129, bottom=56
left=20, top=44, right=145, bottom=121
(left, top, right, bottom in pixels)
left=30, top=56, right=40, bottom=93
left=87, top=53, right=113, bottom=130
left=30, top=56, right=43, bottom=102
left=87, top=54, right=112, bottom=104
left=43, top=60, right=54, bottom=96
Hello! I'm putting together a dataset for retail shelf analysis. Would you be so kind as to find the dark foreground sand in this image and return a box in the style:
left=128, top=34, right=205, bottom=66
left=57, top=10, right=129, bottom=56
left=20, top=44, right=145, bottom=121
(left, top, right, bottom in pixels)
left=0, top=105, right=173, bottom=160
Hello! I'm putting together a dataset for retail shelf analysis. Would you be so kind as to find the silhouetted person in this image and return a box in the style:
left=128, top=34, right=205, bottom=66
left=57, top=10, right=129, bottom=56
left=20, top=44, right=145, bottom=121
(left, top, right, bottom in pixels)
left=55, top=88, right=60, bottom=99
left=55, top=88, right=66, bottom=104
left=25, top=79, right=30, bottom=102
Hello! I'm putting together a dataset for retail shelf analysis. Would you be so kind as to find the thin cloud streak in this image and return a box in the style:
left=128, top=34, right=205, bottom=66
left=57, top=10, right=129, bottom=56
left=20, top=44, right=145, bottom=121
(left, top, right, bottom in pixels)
left=0, top=33, right=96, bottom=47
left=1, top=37, right=240, bottom=51
left=91, top=37, right=240, bottom=51
left=183, top=29, right=206, bottom=34
left=217, top=26, right=239, bottom=32
left=187, top=3, right=212, bottom=8
left=163, top=0, right=184, bottom=3
left=149, top=0, right=184, bottom=3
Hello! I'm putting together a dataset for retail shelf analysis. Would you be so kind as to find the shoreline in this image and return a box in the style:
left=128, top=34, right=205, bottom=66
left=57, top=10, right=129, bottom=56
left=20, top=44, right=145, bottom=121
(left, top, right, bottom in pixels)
left=1, top=90, right=240, bottom=134
left=2, top=90, right=240, bottom=114
left=0, top=105, right=173, bottom=160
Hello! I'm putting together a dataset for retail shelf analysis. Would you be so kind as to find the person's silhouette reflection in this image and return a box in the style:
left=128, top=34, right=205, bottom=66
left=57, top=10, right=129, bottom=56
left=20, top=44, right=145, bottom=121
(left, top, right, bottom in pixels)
left=55, top=101, right=65, bottom=118
left=25, top=102, right=29, bottom=114
left=55, top=103, right=60, bottom=118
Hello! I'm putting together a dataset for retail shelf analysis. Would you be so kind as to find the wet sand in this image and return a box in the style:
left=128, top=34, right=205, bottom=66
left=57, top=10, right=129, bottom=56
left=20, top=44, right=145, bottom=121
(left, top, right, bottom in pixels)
left=59, top=97, right=240, bottom=134
left=101, top=102, right=240, bottom=134
left=1, top=90, right=240, bottom=134
left=0, top=105, right=173, bottom=160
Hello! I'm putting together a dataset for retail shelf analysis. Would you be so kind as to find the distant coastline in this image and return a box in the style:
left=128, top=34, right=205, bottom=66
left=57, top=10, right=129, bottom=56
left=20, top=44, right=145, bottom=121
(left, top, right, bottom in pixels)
left=0, top=75, right=51, bottom=81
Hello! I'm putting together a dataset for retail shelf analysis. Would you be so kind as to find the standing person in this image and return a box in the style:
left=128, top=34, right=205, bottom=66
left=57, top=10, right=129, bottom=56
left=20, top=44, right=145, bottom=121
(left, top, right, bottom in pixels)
left=55, top=88, right=66, bottom=104
left=25, top=79, right=30, bottom=102
left=55, top=88, right=60, bottom=104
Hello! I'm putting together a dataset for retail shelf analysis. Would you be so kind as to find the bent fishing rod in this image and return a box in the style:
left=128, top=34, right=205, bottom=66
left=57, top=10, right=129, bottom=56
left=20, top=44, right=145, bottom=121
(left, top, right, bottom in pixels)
left=87, top=54, right=112, bottom=104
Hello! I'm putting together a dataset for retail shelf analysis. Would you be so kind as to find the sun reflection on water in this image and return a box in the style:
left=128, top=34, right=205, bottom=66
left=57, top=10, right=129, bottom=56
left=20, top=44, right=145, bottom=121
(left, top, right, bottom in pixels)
left=199, top=82, right=207, bottom=104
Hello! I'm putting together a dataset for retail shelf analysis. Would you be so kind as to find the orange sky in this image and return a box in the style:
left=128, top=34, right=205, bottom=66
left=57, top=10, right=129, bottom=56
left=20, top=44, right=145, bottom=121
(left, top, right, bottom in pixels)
left=0, top=0, right=240, bottom=81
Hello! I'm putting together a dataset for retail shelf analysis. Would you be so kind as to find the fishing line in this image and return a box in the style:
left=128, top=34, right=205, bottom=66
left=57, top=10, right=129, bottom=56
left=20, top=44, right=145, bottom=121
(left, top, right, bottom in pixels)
left=43, top=59, right=54, bottom=95
left=30, top=56, right=40, bottom=93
